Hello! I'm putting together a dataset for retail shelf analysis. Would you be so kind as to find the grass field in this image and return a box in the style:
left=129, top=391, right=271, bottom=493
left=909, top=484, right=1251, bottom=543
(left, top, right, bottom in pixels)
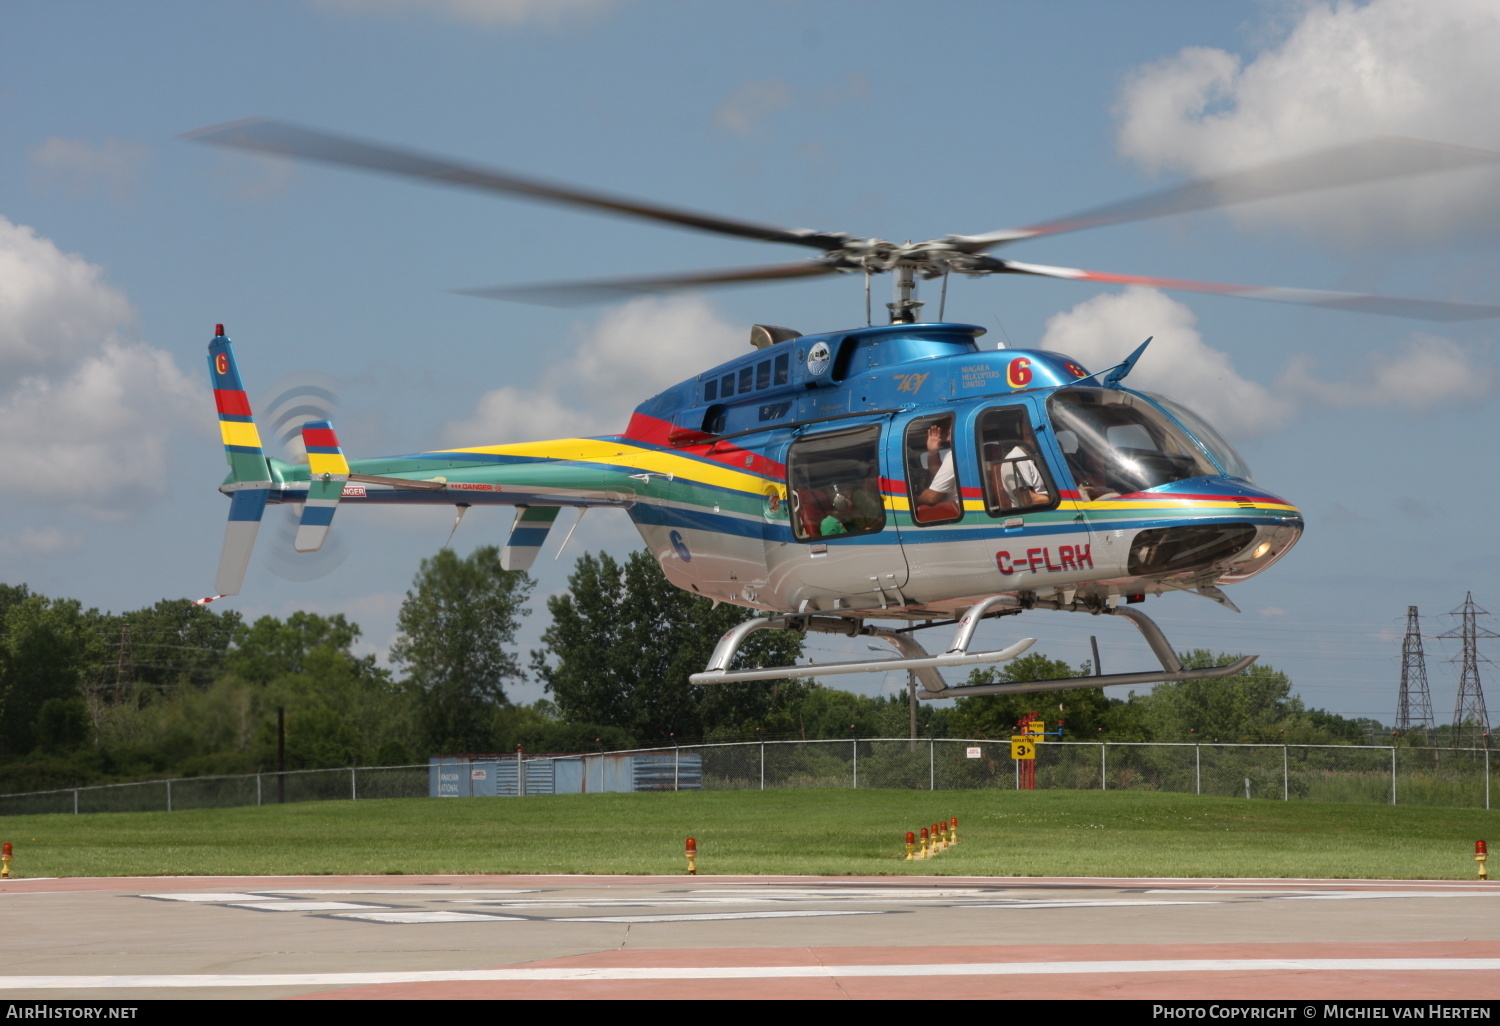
left=0, top=789, right=1494, bottom=880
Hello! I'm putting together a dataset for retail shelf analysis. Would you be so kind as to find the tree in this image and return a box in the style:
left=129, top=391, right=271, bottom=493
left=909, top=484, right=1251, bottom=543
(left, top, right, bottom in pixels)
left=950, top=653, right=1116, bottom=739
left=390, top=546, right=533, bottom=752
left=534, top=550, right=807, bottom=744
left=1114, top=650, right=1368, bottom=744
left=0, top=596, right=105, bottom=757
left=225, top=611, right=363, bottom=687
left=111, top=599, right=243, bottom=695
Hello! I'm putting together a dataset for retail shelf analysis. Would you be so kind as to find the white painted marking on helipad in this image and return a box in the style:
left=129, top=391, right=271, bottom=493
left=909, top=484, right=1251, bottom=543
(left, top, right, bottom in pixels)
left=139, top=893, right=283, bottom=902
left=335, top=911, right=528, bottom=924
left=965, top=900, right=1223, bottom=909
left=692, top=888, right=995, bottom=897
left=1280, top=890, right=1500, bottom=900
left=269, top=889, right=540, bottom=896
left=4, top=957, right=1500, bottom=989
left=1144, top=889, right=1322, bottom=895
left=550, top=910, right=889, bottom=924
left=229, top=901, right=389, bottom=912
left=444, top=897, right=789, bottom=908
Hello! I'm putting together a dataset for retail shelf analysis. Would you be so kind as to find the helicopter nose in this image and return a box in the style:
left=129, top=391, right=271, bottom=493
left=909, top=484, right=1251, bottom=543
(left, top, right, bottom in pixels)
left=1121, top=480, right=1302, bottom=584
left=1212, top=484, right=1302, bottom=584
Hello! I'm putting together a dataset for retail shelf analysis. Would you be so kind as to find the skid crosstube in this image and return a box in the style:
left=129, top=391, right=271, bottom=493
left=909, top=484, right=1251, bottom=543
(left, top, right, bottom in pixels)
left=688, top=594, right=1258, bottom=699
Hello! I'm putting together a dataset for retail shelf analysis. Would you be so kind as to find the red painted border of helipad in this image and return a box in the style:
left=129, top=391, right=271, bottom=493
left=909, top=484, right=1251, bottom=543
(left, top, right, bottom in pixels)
left=3, top=872, right=1492, bottom=893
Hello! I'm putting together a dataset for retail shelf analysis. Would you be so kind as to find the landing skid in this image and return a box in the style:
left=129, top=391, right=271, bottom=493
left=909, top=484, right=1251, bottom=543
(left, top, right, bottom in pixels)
left=688, top=594, right=1257, bottom=699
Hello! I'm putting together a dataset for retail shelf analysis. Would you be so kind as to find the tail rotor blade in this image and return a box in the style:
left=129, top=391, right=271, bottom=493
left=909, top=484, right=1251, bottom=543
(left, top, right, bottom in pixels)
left=257, top=371, right=340, bottom=463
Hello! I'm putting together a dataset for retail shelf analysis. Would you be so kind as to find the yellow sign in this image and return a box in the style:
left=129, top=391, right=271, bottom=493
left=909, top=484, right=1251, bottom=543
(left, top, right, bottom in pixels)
left=1010, top=741, right=1036, bottom=760
left=1027, top=720, right=1045, bottom=733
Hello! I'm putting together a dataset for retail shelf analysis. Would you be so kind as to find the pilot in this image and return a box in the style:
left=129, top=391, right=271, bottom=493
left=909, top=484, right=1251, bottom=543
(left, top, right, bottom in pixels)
left=999, top=443, right=1049, bottom=507
left=1056, top=429, right=1110, bottom=500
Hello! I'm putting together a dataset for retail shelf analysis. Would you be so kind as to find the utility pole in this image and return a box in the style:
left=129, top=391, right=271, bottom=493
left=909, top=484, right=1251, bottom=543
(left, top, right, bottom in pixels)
left=1439, top=593, right=1495, bottom=749
left=1395, top=606, right=1433, bottom=741
left=113, top=624, right=134, bottom=705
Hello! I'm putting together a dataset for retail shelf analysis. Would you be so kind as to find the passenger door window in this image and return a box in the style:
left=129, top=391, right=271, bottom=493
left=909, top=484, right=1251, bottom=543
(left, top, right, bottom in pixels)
left=787, top=426, right=886, bottom=541
left=904, top=413, right=962, bottom=525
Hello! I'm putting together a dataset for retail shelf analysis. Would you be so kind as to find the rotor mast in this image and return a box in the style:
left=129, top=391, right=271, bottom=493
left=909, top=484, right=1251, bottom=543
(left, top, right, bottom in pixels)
left=888, top=262, right=923, bottom=324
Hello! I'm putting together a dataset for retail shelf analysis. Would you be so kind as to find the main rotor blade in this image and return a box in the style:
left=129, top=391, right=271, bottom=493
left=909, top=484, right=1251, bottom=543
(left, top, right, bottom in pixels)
left=951, top=138, right=1500, bottom=251
left=980, top=257, right=1500, bottom=321
left=456, top=261, right=843, bottom=306
left=182, top=118, right=848, bottom=252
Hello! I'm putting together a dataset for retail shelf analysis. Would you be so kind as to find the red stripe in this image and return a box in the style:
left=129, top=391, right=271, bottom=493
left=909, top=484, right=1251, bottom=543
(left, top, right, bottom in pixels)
left=214, top=389, right=252, bottom=416
left=623, top=412, right=672, bottom=446
left=625, top=411, right=787, bottom=478
left=302, top=427, right=340, bottom=449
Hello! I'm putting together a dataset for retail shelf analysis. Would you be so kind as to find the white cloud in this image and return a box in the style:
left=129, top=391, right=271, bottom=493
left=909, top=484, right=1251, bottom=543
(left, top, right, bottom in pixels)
left=0, top=220, right=135, bottom=382
left=445, top=295, right=743, bottom=445
left=1037, top=287, right=1489, bottom=438
left=28, top=138, right=148, bottom=204
left=1277, top=332, right=1492, bottom=410
left=1114, top=0, right=1500, bottom=242
left=0, top=216, right=199, bottom=514
left=715, top=74, right=869, bottom=140
left=1038, top=286, right=1292, bottom=438
left=715, top=80, right=795, bottom=138
left=313, top=0, right=613, bottom=28
left=0, top=526, right=84, bottom=558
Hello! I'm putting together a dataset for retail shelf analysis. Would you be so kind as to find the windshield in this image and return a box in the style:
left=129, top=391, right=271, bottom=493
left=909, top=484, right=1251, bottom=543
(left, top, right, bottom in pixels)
left=1139, top=391, right=1255, bottom=482
left=1047, top=387, right=1219, bottom=499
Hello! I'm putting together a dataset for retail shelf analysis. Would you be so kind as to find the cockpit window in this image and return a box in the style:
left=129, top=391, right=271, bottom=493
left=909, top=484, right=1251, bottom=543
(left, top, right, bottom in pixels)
left=975, top=405, right=1054, bottom=514
left=1139, top=391, right=1255, bottom=482
left=1047, top=387, right=1218, bottom=499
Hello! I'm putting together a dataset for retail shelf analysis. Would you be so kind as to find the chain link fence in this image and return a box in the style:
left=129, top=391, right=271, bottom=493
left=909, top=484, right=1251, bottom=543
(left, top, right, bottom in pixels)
left=0, top=741, right=1490, bottom=815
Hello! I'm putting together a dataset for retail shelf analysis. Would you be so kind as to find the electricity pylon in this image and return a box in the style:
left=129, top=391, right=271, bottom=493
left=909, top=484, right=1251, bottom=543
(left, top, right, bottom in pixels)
left=1439, top=592, right=1495, bottom=749
left=1395, top=606, right=1433, bottom=740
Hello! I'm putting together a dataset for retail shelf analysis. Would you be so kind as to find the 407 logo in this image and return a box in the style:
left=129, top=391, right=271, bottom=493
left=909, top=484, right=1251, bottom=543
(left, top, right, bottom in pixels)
left=893, top=372, right=930, bottom=393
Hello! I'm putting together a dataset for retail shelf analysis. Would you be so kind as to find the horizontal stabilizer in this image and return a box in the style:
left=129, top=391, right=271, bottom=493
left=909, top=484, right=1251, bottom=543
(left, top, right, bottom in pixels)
left=296, top=420, right=350, bottom=552
left=501, top=505, right=562, bottom=570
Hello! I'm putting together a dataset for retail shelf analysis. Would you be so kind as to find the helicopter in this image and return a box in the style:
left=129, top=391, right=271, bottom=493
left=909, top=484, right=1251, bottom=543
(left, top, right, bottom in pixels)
left=189, top=120, right=1500, bottom=702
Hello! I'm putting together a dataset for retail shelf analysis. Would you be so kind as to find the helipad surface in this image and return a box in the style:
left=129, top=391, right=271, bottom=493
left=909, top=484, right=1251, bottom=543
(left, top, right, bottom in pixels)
left=5, top=874, right=1499, bottom=999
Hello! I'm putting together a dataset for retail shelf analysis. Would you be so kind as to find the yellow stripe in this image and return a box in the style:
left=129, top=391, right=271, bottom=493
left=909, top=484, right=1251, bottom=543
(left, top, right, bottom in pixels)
left=448, top=439, right=769, bottom=495
left=220, top=421, right=262, bottom=450
left=307, top=451, right=351, bottom=476
left=445, top=439, right=1303, bottom=515
left=1079, top=498, right=1300, bottom=513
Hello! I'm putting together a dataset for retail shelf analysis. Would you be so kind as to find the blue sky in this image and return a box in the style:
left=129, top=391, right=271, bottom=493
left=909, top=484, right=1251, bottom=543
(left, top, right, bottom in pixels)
left=3, top=0, right=1498, bottom=727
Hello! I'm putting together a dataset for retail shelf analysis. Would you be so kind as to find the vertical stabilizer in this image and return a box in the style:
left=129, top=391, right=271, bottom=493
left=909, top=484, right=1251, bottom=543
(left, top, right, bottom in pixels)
left=207, top=326, right=271, bottom=596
